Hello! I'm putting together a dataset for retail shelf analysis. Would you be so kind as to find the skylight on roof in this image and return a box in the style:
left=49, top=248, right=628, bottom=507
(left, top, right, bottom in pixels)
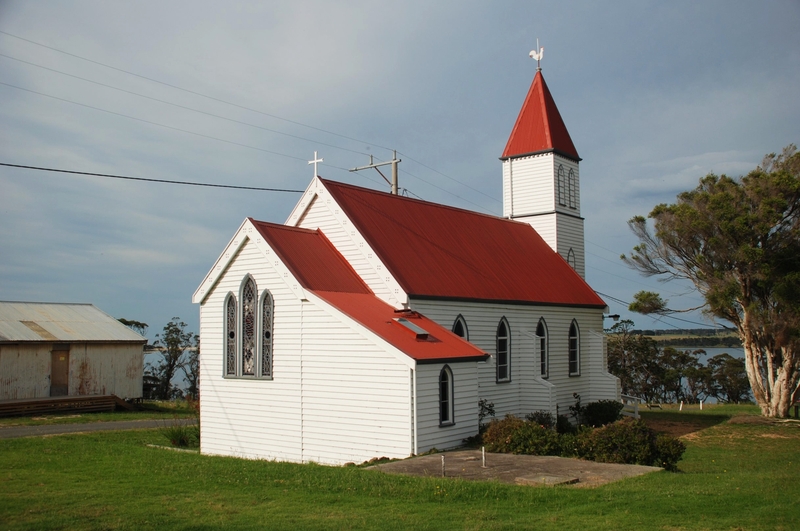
left=393, top=317, right=429, bottom=340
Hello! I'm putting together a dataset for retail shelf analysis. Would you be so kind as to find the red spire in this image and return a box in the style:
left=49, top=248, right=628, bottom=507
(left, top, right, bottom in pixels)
left=501, top=71, right=580, bottom=161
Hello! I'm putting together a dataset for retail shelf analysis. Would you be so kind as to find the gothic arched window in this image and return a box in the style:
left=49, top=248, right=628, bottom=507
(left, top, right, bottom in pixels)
left=567, top=248, right=576, bottom=269
left=536, top=318, right=548, bottom=378
left=557, top=165, right=566, bottom=206
left=260, top=290, right=274, bottom=377
left=225, top=293, right=237, bottom=376
left=496, top=318, right=510, bottom=382
left=241, top=277, right=257, bottom=376
left=568, top=168, right=577, bottom=209
left=569, top=320, right=580, bottom=376
left=452, top=315, right=468, bottom=340
left=439, top=365, right=454, bottom=426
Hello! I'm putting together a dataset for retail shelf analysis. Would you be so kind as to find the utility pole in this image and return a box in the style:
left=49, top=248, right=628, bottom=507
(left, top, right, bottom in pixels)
left=349, top=150, right=402, bottom=195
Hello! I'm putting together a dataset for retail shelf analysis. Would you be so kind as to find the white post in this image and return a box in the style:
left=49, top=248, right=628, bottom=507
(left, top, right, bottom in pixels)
left=441, top=455, right=446, bottom=477
left=700, top=399, right=704, bottom=410
left=482, top=446, right=486, bottom=468
left=680, top=401, right=683, bottom=411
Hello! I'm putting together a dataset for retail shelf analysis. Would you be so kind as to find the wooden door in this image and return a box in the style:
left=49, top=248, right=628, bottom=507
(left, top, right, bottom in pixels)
left=50, top=350, right=69, bottom=396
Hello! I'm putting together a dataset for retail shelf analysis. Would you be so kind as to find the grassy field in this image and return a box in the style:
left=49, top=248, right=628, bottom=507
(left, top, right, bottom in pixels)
left=1, top=406, right=798, bottom=530
left=0, top=400, right=196, bottom=427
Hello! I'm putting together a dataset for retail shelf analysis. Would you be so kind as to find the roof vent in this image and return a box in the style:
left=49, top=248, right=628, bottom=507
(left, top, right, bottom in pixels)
left=393, top=317, right=429, bottom=340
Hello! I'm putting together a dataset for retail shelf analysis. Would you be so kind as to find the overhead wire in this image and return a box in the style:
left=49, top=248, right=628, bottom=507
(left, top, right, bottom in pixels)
left=595, top=290, right=727, bottom=329
left=0, top=163, right=305, bottom=192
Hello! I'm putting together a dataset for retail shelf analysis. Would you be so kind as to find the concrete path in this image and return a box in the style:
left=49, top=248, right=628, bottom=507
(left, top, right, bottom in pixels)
left=0, top=418, right=197, bottom=439
left=371, top=449, right=662, bottom=488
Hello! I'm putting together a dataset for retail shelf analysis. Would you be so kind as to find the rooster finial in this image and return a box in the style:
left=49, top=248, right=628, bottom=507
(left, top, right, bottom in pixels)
left=529, top=38, right=544, bottom=71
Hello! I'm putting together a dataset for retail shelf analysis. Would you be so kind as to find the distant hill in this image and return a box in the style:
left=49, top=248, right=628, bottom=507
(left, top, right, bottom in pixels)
left=632, top=328, right=742, bottom=348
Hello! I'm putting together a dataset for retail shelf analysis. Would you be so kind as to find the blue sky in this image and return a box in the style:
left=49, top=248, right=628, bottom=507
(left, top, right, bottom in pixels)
left=1, top=1, right=798, bottom=341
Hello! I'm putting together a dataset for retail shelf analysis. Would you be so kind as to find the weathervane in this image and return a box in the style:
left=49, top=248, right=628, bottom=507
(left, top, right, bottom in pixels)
left=308, top=151, right=323, bottom=177
left=529, top=38, right=544, bottom=71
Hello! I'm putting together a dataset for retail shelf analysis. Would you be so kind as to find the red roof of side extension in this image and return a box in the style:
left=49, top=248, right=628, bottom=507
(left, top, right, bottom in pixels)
left=320, top=179, right=606, bottom=308
left=501, top=71, right=580, bottom=161
left=314, top=291, right=488, bottom=363
left=248, top=220, right=486, bottom=362
left=249, top=220, right=371, bottom=294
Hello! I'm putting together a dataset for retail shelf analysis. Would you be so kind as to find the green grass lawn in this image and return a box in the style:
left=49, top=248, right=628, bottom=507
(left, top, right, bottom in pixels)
left=1, top=406, right=798, bottom=530
left=0, top=400, right=196, bottom=427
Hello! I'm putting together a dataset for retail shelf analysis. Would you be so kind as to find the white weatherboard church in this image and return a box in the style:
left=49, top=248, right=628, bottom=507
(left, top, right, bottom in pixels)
left=193, top=62, right=620, bottom=465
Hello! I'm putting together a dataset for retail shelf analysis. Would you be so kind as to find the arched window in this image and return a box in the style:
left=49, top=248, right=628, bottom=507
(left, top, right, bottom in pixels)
left=260, top=290, right=274, bottom=377
left=568, top=168, right=577, bottom=209
left=496, top=318, right=510, bottom=382
left=225, top=294, right=237, bottom=376
left=536, top=318, right=548, bottom=378
left=557, top=165, right=566, bottom=206
left=567, top=248, right=576, bottom=269
left=241, top=277, right=257, bottom=376
left=452, top=315, right=468, bottom=340
left=569, top=320, right=580, bottom=376
left=439, top=365, right=454, bottom=426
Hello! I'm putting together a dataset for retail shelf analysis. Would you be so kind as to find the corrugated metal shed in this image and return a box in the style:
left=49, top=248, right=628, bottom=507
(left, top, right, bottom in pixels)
left=501, top=71, right=580, bottom=161
left=0, top=302, right=146, bottom=343
left=320, top=179, right=606, bottom=308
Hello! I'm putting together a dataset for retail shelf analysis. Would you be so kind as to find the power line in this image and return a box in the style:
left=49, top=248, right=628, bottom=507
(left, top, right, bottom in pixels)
left=0, top=29, right=395, bottom=155
left=399, top=151, right=502, bottom=205
left=594, top=290, right=726, bottom=329
left=0, top=52, right=370, bottom=157
left=0, top=81, right=310, bottom=163
left=0, top=163, right=304, bottom=192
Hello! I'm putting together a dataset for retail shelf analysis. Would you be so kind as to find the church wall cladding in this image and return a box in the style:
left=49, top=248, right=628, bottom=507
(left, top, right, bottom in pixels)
left=199, top=237, right=416, bottom=465
left=415, top=361, right=479, bottom=453
left=502, top=153, right=555, bottom=217
left=408, top=298, right=616, bottom=419
left=294, top=189, right=402, bottom=307
left=555, top=214, right=586, bottom=276
left=0, top=342, right=142, bottom=400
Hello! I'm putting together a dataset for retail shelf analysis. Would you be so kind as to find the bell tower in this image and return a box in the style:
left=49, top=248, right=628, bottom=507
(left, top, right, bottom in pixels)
left=501, top=59, right=585, bottom=278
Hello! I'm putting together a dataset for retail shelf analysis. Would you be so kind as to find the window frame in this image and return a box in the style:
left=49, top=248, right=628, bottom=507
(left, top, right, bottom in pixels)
left=224, top=292, right=237, bottom=377
left=567, top=248, right=576, bottom=269
left=496, top=318, right=511, bottom=383
left=439, top=365, right=455, bottom=427
left=568, top=320, right=580, bottom=376
left=224, top=276, right=274, bottom=380
left=567, top=168, right=577, bottom=209
left=557, top=165, right=566, bottom=207
left=240, top=276, right=258, bottom=377
left=259, top=289, right=274, bottom=379
left=536, top=318, right=549, bottom=379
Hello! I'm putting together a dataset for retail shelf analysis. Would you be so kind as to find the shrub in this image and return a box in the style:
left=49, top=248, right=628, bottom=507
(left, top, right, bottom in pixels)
left=524, top=410, right=555, bottom=430
left=482, top=415, right=525, bottom=453
left=575, top=417, right=685, bottom=470
left=160, top=418, right=198, bottom=448
left=583, top=400, right=624, bottom=427
left=654, top=433, right=686, bottom=472
left=506, top=422, right=561, bottom=456
left=556, top=414, right=576, bottom=434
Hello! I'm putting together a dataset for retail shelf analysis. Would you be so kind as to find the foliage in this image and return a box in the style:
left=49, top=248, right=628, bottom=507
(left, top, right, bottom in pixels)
left=524, top=410, right=555, bottom=429
left=622, top=145, right=800, bottom=417
left=568, top=393, right=585, bottom=424
left=556, top=414, right=576, bottom=434
left=575, top=418, right=685, bottom=471
left=181, top=336, right=200, bottom=400
left=582, top=400, right=624, bottom=427
left=117, top=317, right=148, bottom=336
left=477, top=398, right=495, bottom=429
left=606, top=319, right=749, bottom=404
left=147, top=318, right=198, bottom=400
left=481, top=414, right=524, bottom=452
left=482, top=415, right=561, bottom=456
left=159, top=418, right=198, bottom=448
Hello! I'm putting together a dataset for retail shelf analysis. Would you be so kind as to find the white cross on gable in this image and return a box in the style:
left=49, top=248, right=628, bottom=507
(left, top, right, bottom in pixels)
left=308, top=151, right=323, bottom=177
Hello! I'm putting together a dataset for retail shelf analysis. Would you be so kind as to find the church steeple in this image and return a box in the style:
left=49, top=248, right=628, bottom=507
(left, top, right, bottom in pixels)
left=501, top=63, right=586, bottom=278
left=501, top=71, right=580, bottom=162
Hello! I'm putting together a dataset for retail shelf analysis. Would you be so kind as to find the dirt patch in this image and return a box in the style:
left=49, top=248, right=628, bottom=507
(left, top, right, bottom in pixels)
left=369, top=450, right=661, bottom=488
left=640, top=418, right=714, bottom=438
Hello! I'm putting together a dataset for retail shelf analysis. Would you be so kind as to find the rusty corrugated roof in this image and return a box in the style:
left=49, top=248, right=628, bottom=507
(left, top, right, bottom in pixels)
left=501, top=71, right=580, bottom=161
left=0, top=301, right=147, bottom=343
left=320, top=179, right=605, bottom=308
left=250, top=220, right=372, bottom=294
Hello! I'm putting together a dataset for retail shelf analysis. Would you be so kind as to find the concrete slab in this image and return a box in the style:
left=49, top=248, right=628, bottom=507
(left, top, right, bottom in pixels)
left=370, top=449, right=662, bottom=488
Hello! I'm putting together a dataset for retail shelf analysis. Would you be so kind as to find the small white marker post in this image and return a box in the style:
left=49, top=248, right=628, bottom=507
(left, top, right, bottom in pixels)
left=482, top=446, right=486, bottom=468
left=441, top=455, right=446, bottom=477
left=680, top=400, right=684, bottom=411
left=700, top=399, right=704, bottom=410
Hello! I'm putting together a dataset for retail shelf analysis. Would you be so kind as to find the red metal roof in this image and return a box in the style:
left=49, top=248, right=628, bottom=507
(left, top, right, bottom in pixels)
left=501, top=71, right=580, bottom=161
left=313, top=291, right=488, bottom=363
left=249, top=220, right=371, bottom=294
left=319, top=180, right=606, bottom=308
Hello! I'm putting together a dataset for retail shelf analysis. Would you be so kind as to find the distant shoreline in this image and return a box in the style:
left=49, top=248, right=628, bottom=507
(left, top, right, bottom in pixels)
left=649, top=336, right=743, bottom=348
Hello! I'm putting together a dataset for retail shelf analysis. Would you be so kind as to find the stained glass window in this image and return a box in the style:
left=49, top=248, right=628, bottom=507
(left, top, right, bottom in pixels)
left=226, top=294, right=236, bottom=376
left=241, top=277, right=256, bottom=376
left=261, top=291, right=273, bottom=377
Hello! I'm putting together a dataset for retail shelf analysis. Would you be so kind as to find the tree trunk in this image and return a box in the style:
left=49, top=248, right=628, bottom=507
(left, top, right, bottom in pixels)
left=742, top=333, right=799, bottom=417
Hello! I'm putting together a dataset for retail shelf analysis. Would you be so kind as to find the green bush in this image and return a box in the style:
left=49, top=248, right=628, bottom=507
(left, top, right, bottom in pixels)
left=575, top=417, right=685, bottom=469
left=556, top=414, right=576, bottom=434
left=524, top=410, right=555, bottom=429
left=583, top=400, right=624, bottom=427
left=482, top=415, right=525, bottom=453
left=654, top=433, right=686, bottom=472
